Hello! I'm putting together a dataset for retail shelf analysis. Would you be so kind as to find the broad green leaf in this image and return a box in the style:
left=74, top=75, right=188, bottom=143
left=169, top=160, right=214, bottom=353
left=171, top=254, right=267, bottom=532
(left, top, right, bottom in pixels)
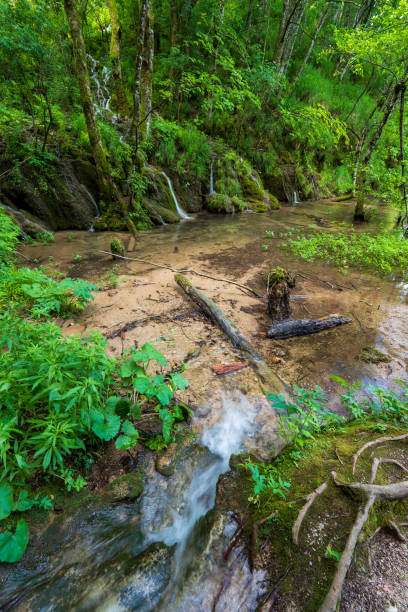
left=0, top=483, right=13, bottom=520
left=132, top=343, right=167, bottom=366
left=158, top=408, right=175, bottom=444
left=91, top=410, right=121, bottom=441
left=170, top=372, right=189, bottom=391
left=0, top=520, right=29, bottom=563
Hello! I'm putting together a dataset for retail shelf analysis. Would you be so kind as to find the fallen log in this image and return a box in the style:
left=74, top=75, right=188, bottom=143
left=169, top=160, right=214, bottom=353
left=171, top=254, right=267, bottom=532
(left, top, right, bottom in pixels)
left=267, top=314, right=352, bottom=339
left=175, top=273, right=287, bottom=395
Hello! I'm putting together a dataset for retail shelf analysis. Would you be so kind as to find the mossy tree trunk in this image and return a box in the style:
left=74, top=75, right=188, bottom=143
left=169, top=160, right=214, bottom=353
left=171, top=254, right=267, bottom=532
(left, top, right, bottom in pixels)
left=63, top=0, right=113, bottom=203
left=140, top=0, right=154, bottom=140
left=169, top=0, right=178, bottom=80
left=106, top=0, right=127, bottom=116
left=131, top=0, right=149, bottom=148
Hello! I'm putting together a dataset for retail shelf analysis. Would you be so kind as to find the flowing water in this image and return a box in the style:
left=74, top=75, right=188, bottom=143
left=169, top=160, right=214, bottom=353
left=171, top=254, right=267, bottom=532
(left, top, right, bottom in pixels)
left=6, top=199, right=408, bottom=610
left=209, top=159, right=215, bottom=195
left=87, top=54, right=114, bottom=117
left=160, top=172, right=191, bottom=220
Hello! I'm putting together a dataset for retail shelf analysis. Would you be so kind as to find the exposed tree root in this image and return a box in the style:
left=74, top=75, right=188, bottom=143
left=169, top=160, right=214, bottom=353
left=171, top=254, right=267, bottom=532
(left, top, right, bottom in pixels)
left=292, top=481, right=328, bottom=545
left=318, top=494, right=376, bottom=612
left=352, top=432, right=408, bottom=474
left=318, top=466, right=408, bottom=612
left=370, top=457, right=408, bottom=483
left=251, top=512, right=276, bottom=572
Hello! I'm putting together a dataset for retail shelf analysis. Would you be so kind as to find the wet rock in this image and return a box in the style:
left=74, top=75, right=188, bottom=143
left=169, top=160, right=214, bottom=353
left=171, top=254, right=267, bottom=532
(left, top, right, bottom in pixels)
left=107, top=472, right=144, bottom=500
left=155, top=438, right=196, bottom=477
left=358, top=346, right=392, bottom=363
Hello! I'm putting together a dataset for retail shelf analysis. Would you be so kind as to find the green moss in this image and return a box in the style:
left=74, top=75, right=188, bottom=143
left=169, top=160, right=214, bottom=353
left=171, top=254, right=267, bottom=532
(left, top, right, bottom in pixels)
left=110, top=237, right=125, bottom=257
left=242, top=174, right=265, bottom=200
left=269, top=194, right=280, bottom=209
left=264, top=267, right=293, bottom=287
left=93, top=215, right=128, bottom=231
left=231, top=195, right=247, bottom=211
left=107, top=473, right=143, bottom=501
left=207, top=193, right=233, bottom=213
left=249, top=201, right=268, bottom=212
left=358, top=346, right=391, bottom=364
left=238, top=418, right=408, bottom=611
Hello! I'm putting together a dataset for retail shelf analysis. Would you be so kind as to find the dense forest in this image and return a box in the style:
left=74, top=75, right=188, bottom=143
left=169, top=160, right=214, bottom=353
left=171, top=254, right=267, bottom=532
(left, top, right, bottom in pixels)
left=2, top=0, right=408, bottom=229
left=1, top=1, right=408, bottom=611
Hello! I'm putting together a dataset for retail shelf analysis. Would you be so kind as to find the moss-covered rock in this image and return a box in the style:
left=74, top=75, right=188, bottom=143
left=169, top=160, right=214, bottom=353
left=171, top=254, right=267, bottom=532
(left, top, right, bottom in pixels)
left=357, top=346, right=391, bottom=363
left=107, top=472, right=144, bottom=501
left=269, top=194, right=280, bottom=209
left=207, top=193, right=233, bottom=213
left=93, top=214, right=128, bottom=231
left=110, top=237, right=125, bottom=258
left=249, top=201, right=268, bottom=213
left=231, top=195, right=247, bottom=211
left=242, top=175, right=265, bottom=201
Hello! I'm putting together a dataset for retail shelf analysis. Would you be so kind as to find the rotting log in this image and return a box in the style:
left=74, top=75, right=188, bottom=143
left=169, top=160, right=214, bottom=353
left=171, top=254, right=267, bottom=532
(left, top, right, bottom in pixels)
left=175, top=273, right=287, bottom=395
left=267, top=314, right=352, bottom=339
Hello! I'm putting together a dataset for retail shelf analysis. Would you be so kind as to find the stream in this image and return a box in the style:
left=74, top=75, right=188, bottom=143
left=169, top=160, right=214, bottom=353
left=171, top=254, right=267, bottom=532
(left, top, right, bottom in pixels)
left=3, top=199, right=408, bottom=610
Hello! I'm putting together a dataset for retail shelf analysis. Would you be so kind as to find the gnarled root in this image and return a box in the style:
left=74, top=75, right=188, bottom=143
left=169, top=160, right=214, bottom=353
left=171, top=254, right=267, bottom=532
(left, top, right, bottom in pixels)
left=352, top=432, right=408, bottom=475
left=292, top=481, right=328, bottom=545
left=319, top=467, right=408, bottom=612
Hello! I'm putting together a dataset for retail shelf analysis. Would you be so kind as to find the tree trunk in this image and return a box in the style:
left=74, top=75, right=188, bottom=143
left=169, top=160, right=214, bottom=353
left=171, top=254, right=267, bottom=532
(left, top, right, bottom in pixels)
left=106, top=0, right=127, bottom=115
left=140, top=0, right=154, bottom=140
left=355, top=70, right=408, bottom=220
left=267, top=315, right=352, bottom=339
left=63, top=0, right=113, bottom=202
left=274, top=0, right=307, bottom=76
left=399, top=85, right=407, bottom=224
left=206, top=0, right=224, bottom=132
left=131, top=0, right=148, bottom=147
left=291, top=5, right=330, bottom=87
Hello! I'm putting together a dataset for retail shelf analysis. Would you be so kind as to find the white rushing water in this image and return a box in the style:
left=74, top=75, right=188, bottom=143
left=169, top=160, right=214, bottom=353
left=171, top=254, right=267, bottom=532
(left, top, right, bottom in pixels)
left=293, top=191, right=300, bottom=205
left=161, top=171, right=191, bottom=220
left=82, top=186, right=100, bottom=232
left=209, top=159, right=215, bottom=195
left=87, top=54, right=114, bottom=117
left=148, top=394, right=255, bottom=549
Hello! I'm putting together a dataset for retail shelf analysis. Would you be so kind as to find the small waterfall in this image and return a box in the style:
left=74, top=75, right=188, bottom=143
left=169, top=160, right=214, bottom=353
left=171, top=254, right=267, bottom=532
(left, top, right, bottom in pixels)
left=209, top=159, right=215, bottom=195
left=0, top=203, right=47, bottom=236
left=144, top=394, right=257, bottom=608
left=293, top=191, right=300, bottom=205
left=87, top=54, right=114, bottom=117
left=81, top=186, right=100, bottom=232
left=161, top=171, right=191, bottom=220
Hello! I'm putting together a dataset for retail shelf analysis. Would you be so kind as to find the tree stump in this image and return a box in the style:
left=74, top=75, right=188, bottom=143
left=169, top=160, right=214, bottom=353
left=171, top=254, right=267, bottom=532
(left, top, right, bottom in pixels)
left=266, top=267, right=296, bottom=321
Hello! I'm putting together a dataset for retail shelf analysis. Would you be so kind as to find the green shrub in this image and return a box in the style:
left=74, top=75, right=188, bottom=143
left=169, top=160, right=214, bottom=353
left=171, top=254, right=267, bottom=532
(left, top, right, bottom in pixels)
left=0, top=209, right=19, bottom=262
left=207, top=193, right=233, bottom=213
left=0, top=265, right=97, bottom=318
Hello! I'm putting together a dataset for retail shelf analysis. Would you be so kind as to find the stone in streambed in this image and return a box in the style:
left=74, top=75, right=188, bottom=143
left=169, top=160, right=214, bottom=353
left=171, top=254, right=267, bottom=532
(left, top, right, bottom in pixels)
left=107, top=472, right=144, bottom=500
left=358, top=346, right=391, bottom=364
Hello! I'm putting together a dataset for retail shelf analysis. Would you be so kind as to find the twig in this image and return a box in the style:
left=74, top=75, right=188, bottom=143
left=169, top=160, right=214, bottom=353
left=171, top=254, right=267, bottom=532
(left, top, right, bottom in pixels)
left=335, top=447, right=344, bottom=466
left=292, top=481, right=328, bottom=545
left=255, top=564, right=292, bottom=611
left=96, top=250, right=262, bottom=297
left=251, top=512, right=276, bottom=571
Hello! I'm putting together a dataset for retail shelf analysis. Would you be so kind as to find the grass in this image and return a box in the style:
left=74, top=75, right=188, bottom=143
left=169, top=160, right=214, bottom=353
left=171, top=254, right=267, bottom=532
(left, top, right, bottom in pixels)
left=284, top=229, right=408, bottom=278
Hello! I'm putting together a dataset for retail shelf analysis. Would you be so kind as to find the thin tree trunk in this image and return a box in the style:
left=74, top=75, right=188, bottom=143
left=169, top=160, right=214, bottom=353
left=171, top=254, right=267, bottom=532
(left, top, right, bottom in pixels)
left=291, top=5, right=330, bottom=87
left=262, top=0, right=271, bottom=65
left=277, top=0, right=308, bottom=76
left=107, top=0, right=127, bottom=115
left=131, top=0, right=148, bottom=147
left=206, top=0, right=224, bottom=132
left=355, top=67, right=408, bottom=220
left=399, top=84, right=407, bottom=224
left=63, top=0, right=113, bottom=202
left=140, top=0, right=154, bottom=140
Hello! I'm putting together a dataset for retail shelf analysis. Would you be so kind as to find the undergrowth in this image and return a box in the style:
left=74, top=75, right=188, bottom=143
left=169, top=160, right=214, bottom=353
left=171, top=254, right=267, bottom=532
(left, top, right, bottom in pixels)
left=283, top=229, right=408, bottom=279
left=0, top=210, right=190, bottom=562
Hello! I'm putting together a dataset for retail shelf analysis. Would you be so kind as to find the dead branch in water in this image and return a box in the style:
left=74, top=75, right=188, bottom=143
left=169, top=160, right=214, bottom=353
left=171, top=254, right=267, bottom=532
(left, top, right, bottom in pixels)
left=175, top=273, right=287, bottom=395
left=96, top=249, right=262, bottom=297
left=267, top=315, right=352, bottom=339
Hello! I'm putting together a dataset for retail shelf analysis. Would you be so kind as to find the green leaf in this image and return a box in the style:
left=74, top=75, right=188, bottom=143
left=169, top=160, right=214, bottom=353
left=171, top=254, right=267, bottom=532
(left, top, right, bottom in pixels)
left=13, top=490, right=34, bottom=512
left=0, top=520, right=29, bottom=563
left=170, top=372, right=189, bottom=391
left=0, top=483, right=13, bottom=520
left=156, top=384, right=173, bottom=406
left=91, top=410, right=121, bottom=441
left=132, top=342, right=167, bottom=366
left=159, top=408, right=175, bottom=444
